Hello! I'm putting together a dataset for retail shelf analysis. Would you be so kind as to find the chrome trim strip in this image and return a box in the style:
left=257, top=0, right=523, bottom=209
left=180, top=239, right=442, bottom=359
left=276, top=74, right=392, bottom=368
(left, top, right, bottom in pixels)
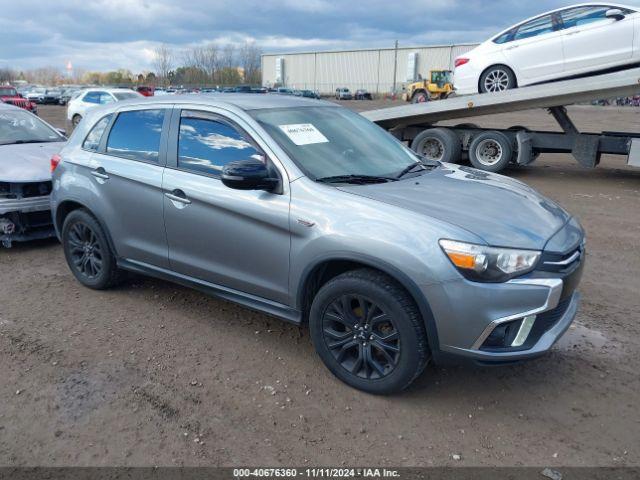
left=470, top=278, right=563, bottom=350
left=544, top=250, right=581, bottom=266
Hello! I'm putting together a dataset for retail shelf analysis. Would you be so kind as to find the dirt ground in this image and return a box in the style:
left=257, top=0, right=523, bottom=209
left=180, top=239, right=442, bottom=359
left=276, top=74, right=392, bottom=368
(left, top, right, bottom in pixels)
left=1, top=102, right=639, bottom=467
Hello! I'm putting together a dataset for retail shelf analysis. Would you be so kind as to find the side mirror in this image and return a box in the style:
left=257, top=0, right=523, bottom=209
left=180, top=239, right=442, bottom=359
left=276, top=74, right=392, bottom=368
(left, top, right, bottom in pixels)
left=606, top=8, right=625, bottom=20
left=221, top=158, right=279, bottom=192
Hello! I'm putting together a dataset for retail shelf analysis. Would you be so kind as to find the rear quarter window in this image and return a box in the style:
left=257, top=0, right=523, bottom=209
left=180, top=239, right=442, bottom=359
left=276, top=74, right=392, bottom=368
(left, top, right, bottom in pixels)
left=82, top=114, right=113, bottom=152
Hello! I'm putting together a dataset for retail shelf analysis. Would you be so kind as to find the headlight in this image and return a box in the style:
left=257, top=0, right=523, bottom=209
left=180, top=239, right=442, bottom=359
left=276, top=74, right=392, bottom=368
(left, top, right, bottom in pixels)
left=439, top=239, right=541, bottom=282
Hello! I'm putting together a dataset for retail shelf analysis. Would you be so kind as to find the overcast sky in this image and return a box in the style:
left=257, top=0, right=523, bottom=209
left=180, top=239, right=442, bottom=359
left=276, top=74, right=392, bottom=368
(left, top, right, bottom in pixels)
left=2, top=0, right=640, bottom=72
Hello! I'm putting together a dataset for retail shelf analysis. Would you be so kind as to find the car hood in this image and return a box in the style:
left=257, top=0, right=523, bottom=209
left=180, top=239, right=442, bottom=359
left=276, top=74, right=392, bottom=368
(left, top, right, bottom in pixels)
left=337, top=164, right=570, bottom=251
left=0, top=142, right=64, bottom=182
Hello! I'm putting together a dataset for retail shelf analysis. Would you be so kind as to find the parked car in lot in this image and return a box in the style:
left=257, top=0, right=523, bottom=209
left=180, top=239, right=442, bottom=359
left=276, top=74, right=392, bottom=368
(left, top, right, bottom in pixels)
left=454, top=3, right=640, bottom=94
left=354, top=89, right=373, bottom=100
left=0, top=86, right=38, bottom=114
left=41, top=89, right=62, bottom=105
left=298, top=89, right=320, bottom=99
left=335, top=87, right=353, bottom=100
left=66, top=88, right=143, bottom=129
left=275, top=87, right=295, bottom=95
left=59, top=88, right=81, bottom=106
left=51, top=95, right=585, bottom=393
left=25, top=88, right=46, bottom=103
left=136, top=86, right=155, bottom=97
left=0, top=103, right=66, bottom=247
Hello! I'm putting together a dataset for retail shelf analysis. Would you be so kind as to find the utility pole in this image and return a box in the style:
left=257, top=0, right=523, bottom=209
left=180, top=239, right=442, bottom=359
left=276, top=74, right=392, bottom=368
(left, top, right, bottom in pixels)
left=392, top=40, right=398, bottom=96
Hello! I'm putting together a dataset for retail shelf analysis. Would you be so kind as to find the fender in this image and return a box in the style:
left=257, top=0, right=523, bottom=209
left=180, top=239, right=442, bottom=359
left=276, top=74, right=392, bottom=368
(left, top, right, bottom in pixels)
left=296, top=251, right=442, bottom=357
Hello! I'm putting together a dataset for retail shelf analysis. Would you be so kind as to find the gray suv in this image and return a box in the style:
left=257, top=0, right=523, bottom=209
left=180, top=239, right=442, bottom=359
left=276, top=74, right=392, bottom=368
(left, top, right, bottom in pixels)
left=51, top=95, right=585, bottom=394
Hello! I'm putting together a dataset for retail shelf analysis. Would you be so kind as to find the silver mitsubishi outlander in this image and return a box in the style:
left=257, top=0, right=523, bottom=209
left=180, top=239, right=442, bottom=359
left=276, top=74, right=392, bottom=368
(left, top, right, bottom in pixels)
left=51, top=95, right=585, bottom=394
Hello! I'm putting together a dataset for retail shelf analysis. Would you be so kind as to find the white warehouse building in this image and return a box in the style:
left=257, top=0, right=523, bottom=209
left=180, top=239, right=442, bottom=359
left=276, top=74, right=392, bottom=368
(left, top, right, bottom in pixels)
left=261, top=43, right=479, bottom=96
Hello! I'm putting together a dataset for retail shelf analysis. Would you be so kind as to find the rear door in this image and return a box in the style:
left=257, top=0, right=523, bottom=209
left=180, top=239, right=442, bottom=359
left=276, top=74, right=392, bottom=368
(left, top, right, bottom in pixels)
left=88, top=106, right=171, bottom=267
left=502, top=14, right=564, bottom=82
left=162, top=108, right=291, bottom=304
left=560, top=5, right=636, bottom=73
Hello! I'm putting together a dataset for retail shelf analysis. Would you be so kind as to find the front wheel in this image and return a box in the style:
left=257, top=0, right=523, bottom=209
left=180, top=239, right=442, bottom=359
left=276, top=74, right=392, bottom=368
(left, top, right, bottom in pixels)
left=411, top=92, right=429, bottom=103
left=309, top=269, right=430, bottom=394
left=479, top=66, right=516, bottom=93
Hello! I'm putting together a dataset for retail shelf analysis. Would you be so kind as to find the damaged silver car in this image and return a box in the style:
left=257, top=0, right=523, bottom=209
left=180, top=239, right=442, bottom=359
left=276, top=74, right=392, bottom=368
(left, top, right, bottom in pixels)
left=0, top=103, right=66, bottom=247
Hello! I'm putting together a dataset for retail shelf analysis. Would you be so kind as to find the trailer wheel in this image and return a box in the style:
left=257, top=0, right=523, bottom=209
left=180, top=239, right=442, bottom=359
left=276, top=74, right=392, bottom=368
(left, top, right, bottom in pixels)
left=411, top=128, right=461, bottom=164
left=468, top=131, right=513, bottom=172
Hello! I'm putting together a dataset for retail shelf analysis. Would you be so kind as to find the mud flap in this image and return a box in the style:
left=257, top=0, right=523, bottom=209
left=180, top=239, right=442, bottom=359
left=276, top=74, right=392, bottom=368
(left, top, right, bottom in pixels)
left=572, top=135, right=600, bottom=168
left=516, top=131, right=534, bottom=165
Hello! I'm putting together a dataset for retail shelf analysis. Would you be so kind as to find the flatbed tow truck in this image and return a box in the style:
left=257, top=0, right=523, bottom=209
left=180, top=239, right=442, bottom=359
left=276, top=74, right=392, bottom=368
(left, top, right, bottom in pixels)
left=362, top=67, right=640, bottom=173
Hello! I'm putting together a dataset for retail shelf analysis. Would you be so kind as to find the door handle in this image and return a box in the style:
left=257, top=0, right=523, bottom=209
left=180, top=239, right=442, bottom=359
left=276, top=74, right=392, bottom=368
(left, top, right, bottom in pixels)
left=565, top=30, right=581, bottom=36
left=506, top=45, right=519, bottom=50
left=165, top=189, right=191, bottom=205
left=91, top=167, right=109, bottom=180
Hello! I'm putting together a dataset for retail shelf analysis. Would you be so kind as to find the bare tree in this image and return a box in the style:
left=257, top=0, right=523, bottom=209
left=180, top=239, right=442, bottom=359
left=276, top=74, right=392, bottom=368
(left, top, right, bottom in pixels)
left=153, top=44, right=174, bottom=86
left=239, top=41, right=262, bottom=85
left=0, top=67, right=16, bottom=84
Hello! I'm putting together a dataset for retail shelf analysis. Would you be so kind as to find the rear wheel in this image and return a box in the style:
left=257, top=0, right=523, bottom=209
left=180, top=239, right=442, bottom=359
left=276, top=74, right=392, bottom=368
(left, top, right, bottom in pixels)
left=468, top=131, right=513, bottom=173
left=309, top=269, right=430, bottom=394
left=62, top=209, right=122, bottom=290
left=479, top=65, right=516, bottom=93
left=411, top=128, right=462, bottom=164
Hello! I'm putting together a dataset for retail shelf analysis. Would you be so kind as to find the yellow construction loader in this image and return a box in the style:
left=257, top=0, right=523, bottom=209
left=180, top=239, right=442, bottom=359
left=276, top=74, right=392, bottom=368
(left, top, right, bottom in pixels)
left=405, top=70, right=454, bottom=103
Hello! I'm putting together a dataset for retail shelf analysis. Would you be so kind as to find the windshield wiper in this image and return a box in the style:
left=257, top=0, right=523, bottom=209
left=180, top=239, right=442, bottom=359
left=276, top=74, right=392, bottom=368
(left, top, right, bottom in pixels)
left=316, top=174, right=397, bottom=185
left=396, top=159, right=440, bottom=179
left=7, top=139, right=51, bottom=145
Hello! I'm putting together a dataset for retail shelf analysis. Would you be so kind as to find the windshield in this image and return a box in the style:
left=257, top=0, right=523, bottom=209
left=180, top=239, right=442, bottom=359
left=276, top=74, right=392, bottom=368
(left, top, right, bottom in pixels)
left=0, top=110, right=64, bottom=145
left=250, top=106, right=420, bottom=180
left=0, top=88, right=17, bottom=96
left=113, top=92, right=140, bottom=101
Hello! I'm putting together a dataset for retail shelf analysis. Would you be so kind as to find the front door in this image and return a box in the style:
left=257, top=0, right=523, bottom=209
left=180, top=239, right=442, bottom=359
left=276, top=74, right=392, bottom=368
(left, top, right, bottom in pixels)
left=560, top=5, right=636, bottom=74
left=162, top=109, right=291, bottom=304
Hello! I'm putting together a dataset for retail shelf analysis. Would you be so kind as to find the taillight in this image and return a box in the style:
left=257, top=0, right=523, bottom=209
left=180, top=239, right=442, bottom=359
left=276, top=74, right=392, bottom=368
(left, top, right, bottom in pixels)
left=455, top=58, right=470, bottom=68
left=51, top=154, right=61, bottom=173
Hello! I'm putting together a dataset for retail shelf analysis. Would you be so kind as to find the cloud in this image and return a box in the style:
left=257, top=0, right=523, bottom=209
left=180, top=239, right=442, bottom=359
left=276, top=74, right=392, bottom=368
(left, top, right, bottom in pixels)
left=1, top=0, right=640, bottom=72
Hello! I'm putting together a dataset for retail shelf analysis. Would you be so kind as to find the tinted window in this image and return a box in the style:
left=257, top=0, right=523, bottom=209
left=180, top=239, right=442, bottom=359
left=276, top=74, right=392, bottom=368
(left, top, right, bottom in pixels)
left=106, top=109, right=165, bottom=163
left=560, top=6, right=614, bottom=28
left=113, top=92, right=140, bottom=101
left=99, top=92, right=115, bottom=104
left=513, top=15, right=555, bottom=40
left=493, top=30, right=515, bottom=44
left=83, top=92, right=102, bottom=104
left=178, top=114, right=261, bottom=176
left=82, top=114, right=112, bottom=152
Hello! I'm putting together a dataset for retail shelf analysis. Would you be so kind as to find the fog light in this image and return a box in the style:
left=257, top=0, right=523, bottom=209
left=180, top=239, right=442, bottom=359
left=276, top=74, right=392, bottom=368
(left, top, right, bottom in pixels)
left=511, top=315, right=536, bottom=347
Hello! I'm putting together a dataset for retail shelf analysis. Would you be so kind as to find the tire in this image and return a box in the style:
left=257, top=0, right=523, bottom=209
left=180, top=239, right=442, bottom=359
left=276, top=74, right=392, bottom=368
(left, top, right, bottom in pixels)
left=71, top=114, right=82, bottom=128
left=479, top=65, right=516, bottom=93
left=309, top=269, right=430, bottom=395
left=468, top=131, right=513, bottom=173
left=411, top=128, right=462, bottom=164
left=62, top=209, right=122, bottom=290
left=411, top=91, right=429, bottom=104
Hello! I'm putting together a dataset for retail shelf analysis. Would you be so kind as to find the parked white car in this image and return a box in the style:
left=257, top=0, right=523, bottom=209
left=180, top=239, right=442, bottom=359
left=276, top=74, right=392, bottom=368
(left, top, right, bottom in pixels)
left=454, top=3, right=640, bottom=94
left=66, top=88, right=143, bottom=128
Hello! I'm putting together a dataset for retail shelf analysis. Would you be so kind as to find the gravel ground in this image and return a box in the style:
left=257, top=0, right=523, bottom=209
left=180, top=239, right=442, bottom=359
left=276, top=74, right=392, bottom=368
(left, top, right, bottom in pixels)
left=1, top=102, right=639, bottom=467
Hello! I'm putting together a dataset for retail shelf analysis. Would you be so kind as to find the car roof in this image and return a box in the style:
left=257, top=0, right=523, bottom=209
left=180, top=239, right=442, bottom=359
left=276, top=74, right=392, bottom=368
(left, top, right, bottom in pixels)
left=492, top=2, right=637, bottom=38
left=82, top=87, right=138, bottom=94
left=114, top=93, right=337, bottom=111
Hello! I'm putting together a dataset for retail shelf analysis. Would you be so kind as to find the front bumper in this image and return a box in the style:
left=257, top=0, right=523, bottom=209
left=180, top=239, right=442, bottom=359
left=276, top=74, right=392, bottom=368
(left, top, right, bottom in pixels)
left=0, top=195, right=55, bottom=247
left=423, top=255, right=583, bottom=364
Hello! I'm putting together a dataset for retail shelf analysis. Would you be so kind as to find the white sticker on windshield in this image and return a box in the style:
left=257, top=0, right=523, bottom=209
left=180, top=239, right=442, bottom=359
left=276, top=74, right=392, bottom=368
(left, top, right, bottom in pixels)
left=278, top=124, right=329, bottom=146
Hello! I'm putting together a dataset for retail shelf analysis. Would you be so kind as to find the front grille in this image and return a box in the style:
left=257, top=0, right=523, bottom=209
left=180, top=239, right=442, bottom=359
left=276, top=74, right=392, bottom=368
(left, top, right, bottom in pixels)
left=539, top=243, right=585, bottom=274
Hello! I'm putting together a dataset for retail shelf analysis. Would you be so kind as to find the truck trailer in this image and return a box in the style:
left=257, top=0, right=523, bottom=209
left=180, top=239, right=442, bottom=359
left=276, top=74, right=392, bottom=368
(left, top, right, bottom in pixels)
left=362, top=67, right=640, bottom=173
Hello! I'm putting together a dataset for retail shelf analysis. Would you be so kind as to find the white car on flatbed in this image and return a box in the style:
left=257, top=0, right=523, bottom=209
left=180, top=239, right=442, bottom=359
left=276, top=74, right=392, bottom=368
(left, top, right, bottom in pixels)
left=454, top=3, right=640, bottom=94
